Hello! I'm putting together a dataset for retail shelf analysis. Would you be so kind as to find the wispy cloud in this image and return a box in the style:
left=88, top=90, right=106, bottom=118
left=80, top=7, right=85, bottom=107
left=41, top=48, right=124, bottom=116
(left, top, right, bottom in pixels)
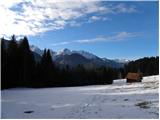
left=88, top=16, right=109, bottom=23
left=0, top=0, right=137, bottom=37
left=51, top=31, right=141, bottom=46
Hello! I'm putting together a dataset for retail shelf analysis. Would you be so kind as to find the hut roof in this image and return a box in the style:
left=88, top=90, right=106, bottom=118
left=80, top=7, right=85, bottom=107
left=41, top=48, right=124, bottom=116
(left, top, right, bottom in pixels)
left=126, top=73, right=141, bottom=80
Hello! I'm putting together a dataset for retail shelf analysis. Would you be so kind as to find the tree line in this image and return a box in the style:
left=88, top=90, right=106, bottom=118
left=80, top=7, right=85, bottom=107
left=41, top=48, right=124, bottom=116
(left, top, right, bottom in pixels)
left=1, top=35, right=118, bottom=89
left=122, top=56, right=159, bottom=78
left=1, top=36, right=159, bottom=89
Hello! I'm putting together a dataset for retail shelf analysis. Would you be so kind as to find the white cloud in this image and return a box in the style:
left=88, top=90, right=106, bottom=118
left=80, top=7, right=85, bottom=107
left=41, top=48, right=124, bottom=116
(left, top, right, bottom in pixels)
left=0, top=0, right=138, bottom=37
left=51, top=41, right=72, bottom=46
left=114, top=3, right=137, bottom=13
left=88, top=15, right=109, bottom=23
left=89, top=16, right=103, bottom=22
left=51, top=31, right=141, bottom=46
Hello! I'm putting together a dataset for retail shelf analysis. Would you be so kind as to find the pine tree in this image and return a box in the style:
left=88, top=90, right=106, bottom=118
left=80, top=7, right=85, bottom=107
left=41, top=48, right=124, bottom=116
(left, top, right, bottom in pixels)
left=1, top=38, right=8, bottom=89
left=18, top=36, right=35, bottom=87
left=7, top=35, right=19, bottom=87
left=39, top=49, right=55, bottom=87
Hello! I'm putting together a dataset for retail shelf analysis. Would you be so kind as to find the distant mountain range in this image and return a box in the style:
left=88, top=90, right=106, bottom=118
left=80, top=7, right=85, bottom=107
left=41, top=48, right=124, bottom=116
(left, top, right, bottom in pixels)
left=2, top=39, right=129, bottom=68
left=30, top=45, right=129, bottom=68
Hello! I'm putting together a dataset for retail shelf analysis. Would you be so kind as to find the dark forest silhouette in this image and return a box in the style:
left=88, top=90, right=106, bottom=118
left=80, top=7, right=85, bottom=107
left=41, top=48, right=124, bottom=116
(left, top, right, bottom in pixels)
left=1, top=35, right=159, bottom=89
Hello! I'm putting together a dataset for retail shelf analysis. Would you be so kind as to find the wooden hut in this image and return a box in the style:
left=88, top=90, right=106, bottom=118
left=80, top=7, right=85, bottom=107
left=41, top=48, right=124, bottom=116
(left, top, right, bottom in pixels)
left=126, top=72, right=142, bottom=83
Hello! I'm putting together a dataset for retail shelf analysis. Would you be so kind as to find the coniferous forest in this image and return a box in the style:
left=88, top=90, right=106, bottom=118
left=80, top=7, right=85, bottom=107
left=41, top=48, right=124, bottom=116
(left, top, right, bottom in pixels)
left=1, top=35, right=159, bottom=89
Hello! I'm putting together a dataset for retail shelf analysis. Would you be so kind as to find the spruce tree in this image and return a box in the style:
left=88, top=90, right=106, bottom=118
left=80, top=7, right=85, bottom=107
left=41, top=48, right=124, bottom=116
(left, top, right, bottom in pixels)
left=7, top=35, right=19, bottom=87
left=39, top=49, right=54, bottom=87
left=1, top=38, right=7, bottom=89
left=18, top=36, right=35, bottom=87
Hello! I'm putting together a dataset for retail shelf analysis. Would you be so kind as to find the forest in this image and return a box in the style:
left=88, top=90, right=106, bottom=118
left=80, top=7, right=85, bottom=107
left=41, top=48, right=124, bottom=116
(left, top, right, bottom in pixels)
left=1, top=35, right=159, bottom=89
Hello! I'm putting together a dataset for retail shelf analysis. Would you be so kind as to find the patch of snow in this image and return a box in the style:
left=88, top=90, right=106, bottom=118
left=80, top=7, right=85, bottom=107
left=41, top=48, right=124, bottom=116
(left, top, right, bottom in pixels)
left=72, top=50, right=97, bottom=59
left=57, top=48, right=72, bottom=55
left=112, top=59, right=130, bottom=63
left=1, top=75, right=159, bottom=119
left=56, top=49, right=98, bottom=60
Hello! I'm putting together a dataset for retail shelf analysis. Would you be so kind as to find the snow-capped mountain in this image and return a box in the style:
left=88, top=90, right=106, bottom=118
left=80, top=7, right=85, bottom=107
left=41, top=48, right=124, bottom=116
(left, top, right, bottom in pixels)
left=57, top=48, right=72, bottom=55
left=30, top=45, right=43, bottom=56
left=30, top=45, right=58, bottom=60
left=72, top=50, right=97, bottom=60
left=30, top=45, right=127, bottom=68
left=56, top=49, right=98, bottom=60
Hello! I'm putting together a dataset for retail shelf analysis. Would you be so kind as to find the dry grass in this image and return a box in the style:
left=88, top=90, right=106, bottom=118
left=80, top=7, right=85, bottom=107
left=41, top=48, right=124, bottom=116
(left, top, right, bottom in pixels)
left=135, top=101, right=151, bottom=109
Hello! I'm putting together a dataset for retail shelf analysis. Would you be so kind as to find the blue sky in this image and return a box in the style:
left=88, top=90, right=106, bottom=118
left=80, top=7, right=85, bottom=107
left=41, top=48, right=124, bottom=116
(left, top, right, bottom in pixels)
left=0, top=1, right=158, bottom=59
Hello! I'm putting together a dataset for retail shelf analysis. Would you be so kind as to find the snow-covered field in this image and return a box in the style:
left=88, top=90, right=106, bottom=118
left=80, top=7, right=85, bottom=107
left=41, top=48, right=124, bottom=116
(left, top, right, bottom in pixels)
left=1, top=75, right=159, bottom=119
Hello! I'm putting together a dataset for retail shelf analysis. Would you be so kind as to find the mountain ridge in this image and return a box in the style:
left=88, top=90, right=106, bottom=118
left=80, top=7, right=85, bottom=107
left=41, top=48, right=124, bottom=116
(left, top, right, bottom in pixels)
left=30, top=45, right=127, bottom=68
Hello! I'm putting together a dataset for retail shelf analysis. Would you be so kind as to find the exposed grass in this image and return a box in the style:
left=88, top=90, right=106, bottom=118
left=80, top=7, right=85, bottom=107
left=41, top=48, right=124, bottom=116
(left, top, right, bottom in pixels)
left=24, top=110, right=34, bottom=114
left=135, top=101, right=151, bottom=109
left=124, top=99, right=129, bottom=101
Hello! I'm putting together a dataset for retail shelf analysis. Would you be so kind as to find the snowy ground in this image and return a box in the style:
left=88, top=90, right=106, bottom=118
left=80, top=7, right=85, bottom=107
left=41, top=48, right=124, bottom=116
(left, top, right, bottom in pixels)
left=1, top=75, right=159, bottom=119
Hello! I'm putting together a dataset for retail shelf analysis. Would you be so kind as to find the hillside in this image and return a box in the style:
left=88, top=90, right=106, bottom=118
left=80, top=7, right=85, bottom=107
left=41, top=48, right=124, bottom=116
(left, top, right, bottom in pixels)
left=1, top=75, right=159, bottom=119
